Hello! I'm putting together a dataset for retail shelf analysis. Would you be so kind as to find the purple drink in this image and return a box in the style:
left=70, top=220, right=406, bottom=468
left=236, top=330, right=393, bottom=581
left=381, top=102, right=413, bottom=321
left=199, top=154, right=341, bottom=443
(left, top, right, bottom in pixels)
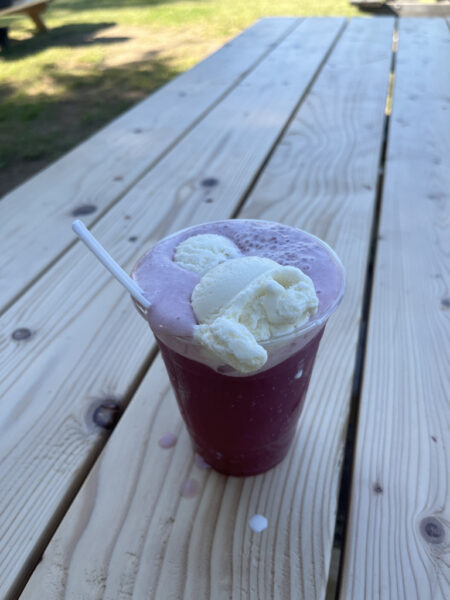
left=133, top=220, right=345, bottom=476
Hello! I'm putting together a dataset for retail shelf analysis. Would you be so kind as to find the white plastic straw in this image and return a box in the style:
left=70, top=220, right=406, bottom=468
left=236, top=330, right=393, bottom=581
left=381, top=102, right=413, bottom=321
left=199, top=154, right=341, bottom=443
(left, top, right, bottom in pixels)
left=72, top=220, right=151, bottom=310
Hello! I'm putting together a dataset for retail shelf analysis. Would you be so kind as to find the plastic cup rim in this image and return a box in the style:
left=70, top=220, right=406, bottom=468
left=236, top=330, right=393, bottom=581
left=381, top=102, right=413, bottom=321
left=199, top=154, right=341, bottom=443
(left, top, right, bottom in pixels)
left=143, top=218, right=346, bottom=346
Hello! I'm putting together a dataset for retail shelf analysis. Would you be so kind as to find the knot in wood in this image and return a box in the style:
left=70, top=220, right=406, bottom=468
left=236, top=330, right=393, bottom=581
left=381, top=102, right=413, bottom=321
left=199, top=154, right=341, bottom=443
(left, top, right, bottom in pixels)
left=93, top=400, right=121, bottom=430
left=201, top=177, right=219, bottom=187
left=373, top=483, right=383, bottom=494
left=441, top=298, right=450, bottom=309
left=72, top=204, right=97, bottom=217
left=12, top=328, right=32, bottom=341
left=420, top=517, right=445, bottom=545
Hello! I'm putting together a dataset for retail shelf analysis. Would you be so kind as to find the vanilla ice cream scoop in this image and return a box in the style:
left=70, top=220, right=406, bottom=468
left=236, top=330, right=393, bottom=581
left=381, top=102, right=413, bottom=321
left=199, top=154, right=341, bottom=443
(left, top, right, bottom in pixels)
left=192, top=256, right=319, bottom=373
left=192, top=256, right=277, bottom=323
left=174, top=234, right=241, bottom=275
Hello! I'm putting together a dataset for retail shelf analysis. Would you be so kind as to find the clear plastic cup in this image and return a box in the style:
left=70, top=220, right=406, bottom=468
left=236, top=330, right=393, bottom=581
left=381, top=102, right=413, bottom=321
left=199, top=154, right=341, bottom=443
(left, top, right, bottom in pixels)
left=133, top=221, right=345, bottom=476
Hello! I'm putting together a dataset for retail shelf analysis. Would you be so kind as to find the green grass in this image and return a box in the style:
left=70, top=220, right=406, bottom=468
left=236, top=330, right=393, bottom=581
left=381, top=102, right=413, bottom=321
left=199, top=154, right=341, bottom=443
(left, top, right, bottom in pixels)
left=0, top=1, right=362, bottom=196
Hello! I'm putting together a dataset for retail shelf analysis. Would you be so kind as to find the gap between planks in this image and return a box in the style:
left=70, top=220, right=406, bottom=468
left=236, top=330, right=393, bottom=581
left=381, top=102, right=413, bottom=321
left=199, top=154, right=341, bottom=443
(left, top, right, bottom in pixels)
left=324, top=18, right=399, bottom=600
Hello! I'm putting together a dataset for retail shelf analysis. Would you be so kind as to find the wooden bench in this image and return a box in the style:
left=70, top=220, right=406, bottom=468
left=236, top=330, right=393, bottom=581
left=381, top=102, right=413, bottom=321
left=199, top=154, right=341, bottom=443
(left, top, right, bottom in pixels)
left=0, top=0, right=51, bottom=33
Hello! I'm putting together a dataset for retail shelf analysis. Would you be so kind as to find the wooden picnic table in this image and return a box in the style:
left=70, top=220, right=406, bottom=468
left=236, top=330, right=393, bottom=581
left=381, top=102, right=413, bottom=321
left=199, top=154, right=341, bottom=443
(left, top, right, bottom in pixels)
left=0, top=0, right=52, bottom=33
left=351, top=1, right=450, bottom=17
left=0, top=16, right=449, bottom=600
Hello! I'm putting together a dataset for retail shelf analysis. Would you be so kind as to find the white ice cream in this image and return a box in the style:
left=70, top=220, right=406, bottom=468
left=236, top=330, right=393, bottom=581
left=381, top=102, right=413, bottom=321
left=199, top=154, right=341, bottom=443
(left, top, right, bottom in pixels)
left=174, top=233, right=241, bottom=275
left=191, top=255, right=319, bottom=374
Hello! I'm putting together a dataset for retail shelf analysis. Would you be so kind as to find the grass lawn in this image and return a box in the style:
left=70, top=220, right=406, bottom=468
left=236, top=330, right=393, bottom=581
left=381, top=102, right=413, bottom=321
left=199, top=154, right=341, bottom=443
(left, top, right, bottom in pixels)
left=0, top=1, right=362, bottom=197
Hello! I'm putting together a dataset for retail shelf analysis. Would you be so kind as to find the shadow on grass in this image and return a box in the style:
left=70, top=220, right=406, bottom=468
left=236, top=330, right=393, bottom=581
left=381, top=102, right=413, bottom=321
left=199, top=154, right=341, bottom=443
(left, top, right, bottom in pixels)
left=355, top=6, right=396, bottom=15
left=1, top=22, right=129, bottom=60
left=0, top=53, right=181, bottom=197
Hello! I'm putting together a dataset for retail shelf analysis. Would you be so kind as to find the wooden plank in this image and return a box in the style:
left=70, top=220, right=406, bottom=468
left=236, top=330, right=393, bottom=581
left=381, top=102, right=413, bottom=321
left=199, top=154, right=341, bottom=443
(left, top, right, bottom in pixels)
left=0, top=18, right=346, bottom=600
left=19, top=18, right=395, bottom=599
left=235, top=17, right=395, bottom=598
left=340, top=19, right=450, bottom=599
left=0, top=17, right=297, bottom=314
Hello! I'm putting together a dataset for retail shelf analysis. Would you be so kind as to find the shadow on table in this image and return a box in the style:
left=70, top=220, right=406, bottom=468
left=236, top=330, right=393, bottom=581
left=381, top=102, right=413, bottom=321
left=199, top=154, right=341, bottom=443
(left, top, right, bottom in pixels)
left=1, top=22, right=128, bottom=60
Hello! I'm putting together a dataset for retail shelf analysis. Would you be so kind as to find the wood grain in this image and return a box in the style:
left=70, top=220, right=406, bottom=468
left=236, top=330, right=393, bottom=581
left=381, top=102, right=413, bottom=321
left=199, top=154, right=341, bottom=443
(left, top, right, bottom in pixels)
left=0, top=17, right=297, bottom=313
left=340, top=18, right=450, bottom=599
left=239, top=17, right=396, bottom=599
left=19, top=18, right=394, bottom=599
left=0, top=18, right=345, bottom=600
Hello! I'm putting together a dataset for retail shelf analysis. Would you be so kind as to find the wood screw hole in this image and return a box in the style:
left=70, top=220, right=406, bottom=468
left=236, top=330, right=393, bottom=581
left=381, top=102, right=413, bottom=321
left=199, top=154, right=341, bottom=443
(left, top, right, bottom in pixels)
left=72, top=205, right=97, bottom=217
left=201, top=178, right=219, bottom=187
left=12, top=328, right=32, bottom=341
